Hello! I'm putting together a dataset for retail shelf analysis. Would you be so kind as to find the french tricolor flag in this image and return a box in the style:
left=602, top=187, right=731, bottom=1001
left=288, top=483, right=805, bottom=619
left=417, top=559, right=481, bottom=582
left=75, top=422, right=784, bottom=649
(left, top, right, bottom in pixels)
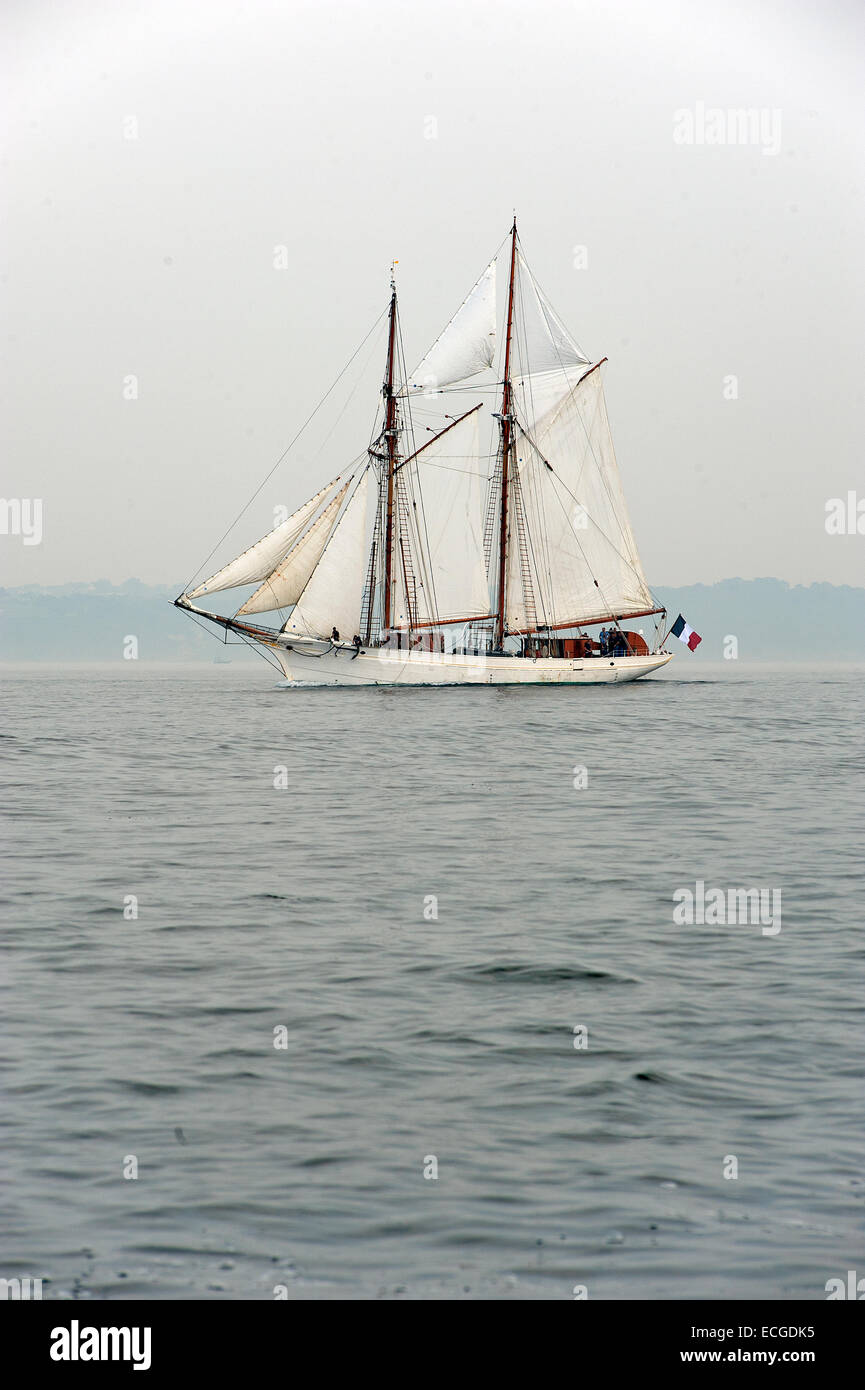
left=670, top=614, right=702, bottom=651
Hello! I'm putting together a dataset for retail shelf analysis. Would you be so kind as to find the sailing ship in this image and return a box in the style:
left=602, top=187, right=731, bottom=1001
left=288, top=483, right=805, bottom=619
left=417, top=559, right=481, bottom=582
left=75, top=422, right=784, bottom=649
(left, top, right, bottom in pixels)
left=176, top=220, right=673, bottom=686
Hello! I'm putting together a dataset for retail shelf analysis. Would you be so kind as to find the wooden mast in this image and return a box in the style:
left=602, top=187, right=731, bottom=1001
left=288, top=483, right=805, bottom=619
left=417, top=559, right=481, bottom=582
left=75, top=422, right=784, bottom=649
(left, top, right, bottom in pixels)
left=495, top=218, right=518, bottom=650
left=382, top=271, right=399, bottom=633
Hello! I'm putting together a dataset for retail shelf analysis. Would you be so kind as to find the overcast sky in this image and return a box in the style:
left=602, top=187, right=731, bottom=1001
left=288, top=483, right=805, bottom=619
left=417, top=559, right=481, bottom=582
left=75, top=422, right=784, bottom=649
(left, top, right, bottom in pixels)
left=2, top=0, right=863, bottom=589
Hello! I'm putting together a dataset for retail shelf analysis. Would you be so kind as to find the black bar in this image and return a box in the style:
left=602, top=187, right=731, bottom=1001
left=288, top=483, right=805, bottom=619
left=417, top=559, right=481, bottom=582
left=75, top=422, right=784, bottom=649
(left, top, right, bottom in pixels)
left=9, top=1297, right=861, bottom=1375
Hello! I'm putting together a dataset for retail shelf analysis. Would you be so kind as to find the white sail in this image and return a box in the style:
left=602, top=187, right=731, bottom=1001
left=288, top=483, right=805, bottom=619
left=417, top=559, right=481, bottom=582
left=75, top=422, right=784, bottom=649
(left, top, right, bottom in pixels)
left=505, top=364, right=653, bottom=631
left=236, top=478, right=352, bottom=615
left=283, top=471, right=371, bottom=639
left=511, top=363, right=593, bottom=432
left=510, top=251, right=590, bottom=379
left=188, top=474, right=344, bottom=599
left=408, top=409, right=490, bottom=622
left=404, top=262, right=496, bottom=394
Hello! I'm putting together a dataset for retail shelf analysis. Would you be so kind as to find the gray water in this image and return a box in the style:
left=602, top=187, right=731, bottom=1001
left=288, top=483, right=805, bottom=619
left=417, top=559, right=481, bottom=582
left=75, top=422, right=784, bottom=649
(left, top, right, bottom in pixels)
left=1, top=661, right=862, bottom=1300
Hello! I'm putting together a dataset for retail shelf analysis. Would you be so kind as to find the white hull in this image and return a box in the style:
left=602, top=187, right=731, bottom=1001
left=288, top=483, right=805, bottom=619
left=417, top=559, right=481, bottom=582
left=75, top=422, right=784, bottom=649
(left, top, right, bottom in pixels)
left=274, top=639, right=673, bottom=687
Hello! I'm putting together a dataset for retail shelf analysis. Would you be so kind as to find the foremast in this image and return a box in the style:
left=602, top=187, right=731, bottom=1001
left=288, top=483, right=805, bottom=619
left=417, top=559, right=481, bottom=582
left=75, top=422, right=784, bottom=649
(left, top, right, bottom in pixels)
left=494, top=218, right=518, bottom=650
left=381, top=268, right=399, bottom=633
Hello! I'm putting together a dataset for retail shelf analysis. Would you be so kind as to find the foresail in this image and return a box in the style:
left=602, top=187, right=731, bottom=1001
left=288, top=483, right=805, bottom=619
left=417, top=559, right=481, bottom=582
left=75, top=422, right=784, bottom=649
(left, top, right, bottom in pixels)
left=505, top=364, right=653, bottom=631
left=403, top=262, right=496, bottom=394
left=283, top=471, right=371, bottom=639
left=404, top=409, right=490, bottom=623
left=236, top=478, right=352, bottom=615
left=188, top=474, right=344, bottom=599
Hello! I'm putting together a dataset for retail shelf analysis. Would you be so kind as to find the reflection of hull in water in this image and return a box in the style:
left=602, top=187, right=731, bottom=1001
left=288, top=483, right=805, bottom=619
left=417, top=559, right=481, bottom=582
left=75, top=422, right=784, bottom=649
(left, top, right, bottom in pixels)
left=275, top=639, right=673, bottom=686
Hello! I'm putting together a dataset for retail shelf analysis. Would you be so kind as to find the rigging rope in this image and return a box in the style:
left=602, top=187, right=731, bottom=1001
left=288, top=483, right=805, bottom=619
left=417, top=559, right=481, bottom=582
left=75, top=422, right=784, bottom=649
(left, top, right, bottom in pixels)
left=180, top=607, right=285, bottom=675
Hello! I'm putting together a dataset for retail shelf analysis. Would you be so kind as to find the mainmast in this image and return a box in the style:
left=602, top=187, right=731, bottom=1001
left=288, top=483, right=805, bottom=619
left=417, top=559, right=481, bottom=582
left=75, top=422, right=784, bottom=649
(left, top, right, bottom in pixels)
left=382, top=270, right=399, bottom=632
left=495, top=218, right=518, bottom=650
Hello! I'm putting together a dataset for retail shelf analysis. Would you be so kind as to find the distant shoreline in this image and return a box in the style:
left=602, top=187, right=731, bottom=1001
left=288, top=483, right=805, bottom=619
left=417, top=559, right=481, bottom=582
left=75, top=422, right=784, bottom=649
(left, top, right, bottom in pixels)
left=2, top=578, right=863, bottom=662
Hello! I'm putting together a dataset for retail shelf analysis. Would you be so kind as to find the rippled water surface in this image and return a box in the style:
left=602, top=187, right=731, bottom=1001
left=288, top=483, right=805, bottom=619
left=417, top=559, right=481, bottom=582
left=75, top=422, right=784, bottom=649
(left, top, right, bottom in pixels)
left=1, top=661, right=862, bottom=1299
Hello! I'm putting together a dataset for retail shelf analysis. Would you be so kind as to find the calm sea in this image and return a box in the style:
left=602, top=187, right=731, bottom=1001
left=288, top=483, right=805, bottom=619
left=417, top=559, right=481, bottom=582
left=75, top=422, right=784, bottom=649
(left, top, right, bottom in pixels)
left=1, top=661, right=862, bottom=1300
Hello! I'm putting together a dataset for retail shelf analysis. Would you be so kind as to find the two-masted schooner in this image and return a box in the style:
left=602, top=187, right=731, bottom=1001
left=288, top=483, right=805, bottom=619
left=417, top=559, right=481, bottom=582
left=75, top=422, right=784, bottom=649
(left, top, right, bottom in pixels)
left=176, top=220, right=673, bottom=685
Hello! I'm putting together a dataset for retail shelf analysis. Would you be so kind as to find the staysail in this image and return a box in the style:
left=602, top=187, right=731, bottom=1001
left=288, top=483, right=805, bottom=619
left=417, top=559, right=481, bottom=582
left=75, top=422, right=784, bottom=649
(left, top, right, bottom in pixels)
left=236, top=478, right=352, bottom=615
left=403, top=262, right=496, bottom=394
left=504, top=362, right=653, bottom=631
left=283, top=470, right=371, bottom=638
left=188, top=474, right=345, bottom=598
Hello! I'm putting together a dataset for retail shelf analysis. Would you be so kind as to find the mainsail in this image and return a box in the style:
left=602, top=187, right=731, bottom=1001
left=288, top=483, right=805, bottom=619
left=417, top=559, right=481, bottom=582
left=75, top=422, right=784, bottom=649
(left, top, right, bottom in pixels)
left=188, top=473, right=345, bottom=598
left=236, top=478, right=352, bottom=615
left=504, top=362, right=653, bottom=631
left=403, top=262, right=496, bottom=394
left=283, top=470, right=371, bottom=638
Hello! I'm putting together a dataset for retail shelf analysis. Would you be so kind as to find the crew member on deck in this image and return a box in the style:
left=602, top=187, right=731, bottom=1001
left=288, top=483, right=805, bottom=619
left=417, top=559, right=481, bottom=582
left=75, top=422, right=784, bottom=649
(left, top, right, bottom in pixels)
left=331, top=627, right=340, bottom=642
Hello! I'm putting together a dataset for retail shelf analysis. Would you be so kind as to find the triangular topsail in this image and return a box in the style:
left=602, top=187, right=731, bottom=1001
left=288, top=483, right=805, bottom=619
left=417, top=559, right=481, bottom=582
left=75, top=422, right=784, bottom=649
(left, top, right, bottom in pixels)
left=188, top=473, right=345, bottom=599
left=511, top=251, right=590, bottom=380
left=283, top=470, right=371, bottom=639
left=505, top=363, right=653, bottom=631
left=236, top=478, right=352, bottom=615
left=403, top=262, right=496, bottom=394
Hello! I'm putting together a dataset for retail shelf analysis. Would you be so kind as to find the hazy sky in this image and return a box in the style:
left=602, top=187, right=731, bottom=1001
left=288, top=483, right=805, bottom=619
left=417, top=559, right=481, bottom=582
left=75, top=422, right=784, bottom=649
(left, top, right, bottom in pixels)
left=2, top=0, right=863, bottom=589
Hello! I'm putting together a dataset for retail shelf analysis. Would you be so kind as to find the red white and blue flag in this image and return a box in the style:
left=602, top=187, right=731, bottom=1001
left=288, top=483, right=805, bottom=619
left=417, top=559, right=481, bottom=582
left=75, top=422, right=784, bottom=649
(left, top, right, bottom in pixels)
left=670, top=614, right=702, bottom=651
